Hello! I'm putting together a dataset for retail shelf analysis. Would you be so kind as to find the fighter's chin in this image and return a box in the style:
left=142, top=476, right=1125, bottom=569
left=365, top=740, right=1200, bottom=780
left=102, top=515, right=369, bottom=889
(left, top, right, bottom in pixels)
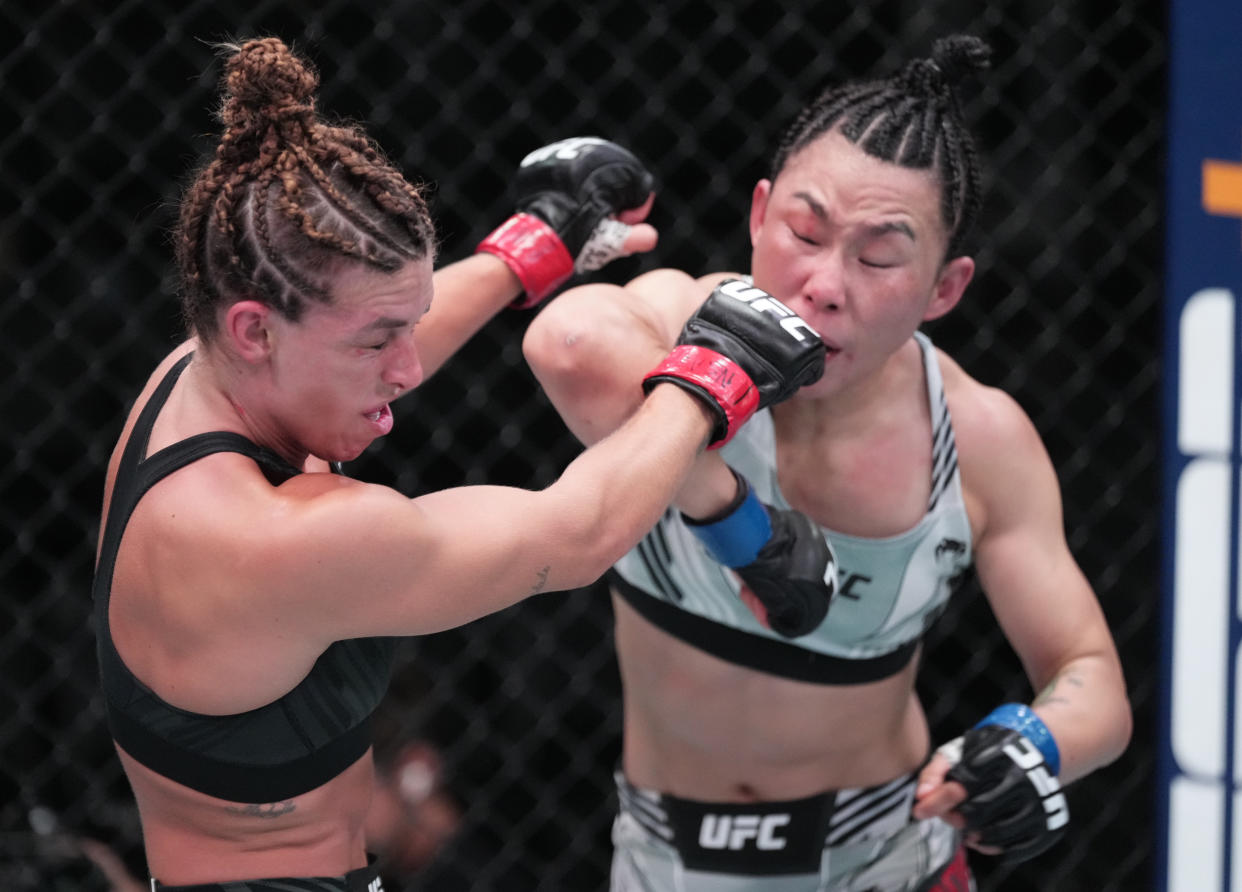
left=320, top=432, right=385, bottom=464
left=794, top=379, right=833, bottom=401
left=332, top=443, right=372, bottom=463
left=329, top=404, right=395, bottom=460
left=796, top=351, right=842, bottom=398
left=343, top=431, right=392, bottom=461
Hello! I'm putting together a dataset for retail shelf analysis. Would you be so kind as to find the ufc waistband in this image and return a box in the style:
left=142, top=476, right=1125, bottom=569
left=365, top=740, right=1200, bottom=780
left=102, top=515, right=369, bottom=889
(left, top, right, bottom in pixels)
left=150, top=860, right=383, bottom=892
left=614, top=770, right=919, bottom=876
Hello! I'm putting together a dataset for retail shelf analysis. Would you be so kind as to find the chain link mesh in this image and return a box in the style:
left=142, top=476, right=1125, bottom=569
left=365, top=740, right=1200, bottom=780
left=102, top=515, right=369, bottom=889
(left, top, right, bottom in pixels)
left=1, top=2, right=1162, bottom=890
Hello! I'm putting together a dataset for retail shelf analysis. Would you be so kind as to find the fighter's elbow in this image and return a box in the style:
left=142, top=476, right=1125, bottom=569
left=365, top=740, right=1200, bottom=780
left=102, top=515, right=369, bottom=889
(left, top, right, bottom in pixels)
left=1081, top=671, right=1134, bottom=772
left=522, top=301, right=592, bottom=386
left=1096, top=650, right=1134, bottom=764
left=554, top=503, right=634, bottom=589
left=1105, top=693, right=1134, bottom=764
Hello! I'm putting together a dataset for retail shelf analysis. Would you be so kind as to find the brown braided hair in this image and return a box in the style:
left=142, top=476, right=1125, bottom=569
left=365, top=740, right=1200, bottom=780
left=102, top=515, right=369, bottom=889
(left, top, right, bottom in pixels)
left=174, top=36, right=436, bottom=342
left=770, top=35, right=991, bottom=260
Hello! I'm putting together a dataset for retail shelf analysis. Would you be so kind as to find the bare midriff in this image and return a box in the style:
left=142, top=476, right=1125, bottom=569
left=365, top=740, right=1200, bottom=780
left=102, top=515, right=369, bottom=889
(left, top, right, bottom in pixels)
left=613, top=594, right=930, bottom=802
left=118, top=745, right=376, bottom=885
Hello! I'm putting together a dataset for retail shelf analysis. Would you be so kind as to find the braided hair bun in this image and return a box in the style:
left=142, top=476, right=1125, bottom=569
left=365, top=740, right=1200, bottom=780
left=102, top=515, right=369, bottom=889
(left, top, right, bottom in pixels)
left=770, top=33, right=993, bottom=258
left=219, top=36, right=318, bottom=130
left=175, top=35, right=435, bottom=341
left=899, top=34, right=992, bottom=100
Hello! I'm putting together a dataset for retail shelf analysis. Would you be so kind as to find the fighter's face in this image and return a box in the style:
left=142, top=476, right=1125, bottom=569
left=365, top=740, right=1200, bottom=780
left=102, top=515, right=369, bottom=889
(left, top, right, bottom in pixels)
left=749, top=129, right=973, bottom=398
left=258, top=255, right=434, bottom=463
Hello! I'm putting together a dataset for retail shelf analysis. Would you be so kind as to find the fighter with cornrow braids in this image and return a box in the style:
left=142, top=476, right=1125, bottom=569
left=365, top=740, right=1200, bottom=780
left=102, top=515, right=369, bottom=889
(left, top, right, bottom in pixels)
left=525, top=35, right=1131, bottom=890
left=93, top=36, right=825, bottom=891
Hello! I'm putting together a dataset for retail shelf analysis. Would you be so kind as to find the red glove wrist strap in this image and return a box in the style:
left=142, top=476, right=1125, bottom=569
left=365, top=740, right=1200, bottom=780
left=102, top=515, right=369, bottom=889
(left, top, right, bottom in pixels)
left=476, top=213, right=574, bottom=309
left=643, top=345, right=759, bottom=449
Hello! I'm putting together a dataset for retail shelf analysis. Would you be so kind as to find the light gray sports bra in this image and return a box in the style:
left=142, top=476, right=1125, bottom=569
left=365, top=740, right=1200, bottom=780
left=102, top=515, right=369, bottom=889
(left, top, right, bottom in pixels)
left=611, top=332, right=972, bottom=684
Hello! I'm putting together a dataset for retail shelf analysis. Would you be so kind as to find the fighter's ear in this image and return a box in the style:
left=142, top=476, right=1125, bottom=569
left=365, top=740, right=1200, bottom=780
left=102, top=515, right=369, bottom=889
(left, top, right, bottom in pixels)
left=223, top=300, right=275, bottom=363
left=749, top=179, right=774, bottom=247
left=924, top=256, right=974, bottom=321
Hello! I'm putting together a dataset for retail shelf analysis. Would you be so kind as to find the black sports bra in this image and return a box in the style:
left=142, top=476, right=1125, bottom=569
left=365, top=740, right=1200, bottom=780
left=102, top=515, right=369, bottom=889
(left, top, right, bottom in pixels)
left=94, top=353, right=396, bottom=803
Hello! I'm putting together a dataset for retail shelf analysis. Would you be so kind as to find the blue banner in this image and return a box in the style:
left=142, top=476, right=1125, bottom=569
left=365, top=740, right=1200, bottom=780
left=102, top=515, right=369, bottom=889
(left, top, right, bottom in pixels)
left=1162, top=4, right=1242, bottom=890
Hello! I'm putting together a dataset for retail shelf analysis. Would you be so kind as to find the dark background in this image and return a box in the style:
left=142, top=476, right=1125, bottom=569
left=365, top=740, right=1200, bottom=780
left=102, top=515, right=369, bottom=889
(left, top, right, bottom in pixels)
left=0, top=1, right=1163, bottom=890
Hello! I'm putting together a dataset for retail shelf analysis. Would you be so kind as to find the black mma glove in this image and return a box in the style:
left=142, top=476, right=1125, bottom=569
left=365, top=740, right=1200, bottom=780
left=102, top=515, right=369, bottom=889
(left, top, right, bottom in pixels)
left=941, top=705, right=1069, bottom=863
left=642, top=279, right=826, bottom=448
left=477, top=136, right=654, bottom=308
left=683, top=468, right=837, bottom=637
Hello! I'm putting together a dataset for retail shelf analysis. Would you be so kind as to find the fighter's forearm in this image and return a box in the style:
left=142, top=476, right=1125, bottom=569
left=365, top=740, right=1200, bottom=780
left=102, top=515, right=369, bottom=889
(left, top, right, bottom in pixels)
left=1029, top=653, right=1132, bottom=784
left=416, top=254, right=523, bottom=381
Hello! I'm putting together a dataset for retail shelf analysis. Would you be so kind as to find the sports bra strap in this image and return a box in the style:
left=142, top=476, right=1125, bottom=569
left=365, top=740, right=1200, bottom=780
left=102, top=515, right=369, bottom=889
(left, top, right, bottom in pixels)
left=115, top=352, right=194, bottom=486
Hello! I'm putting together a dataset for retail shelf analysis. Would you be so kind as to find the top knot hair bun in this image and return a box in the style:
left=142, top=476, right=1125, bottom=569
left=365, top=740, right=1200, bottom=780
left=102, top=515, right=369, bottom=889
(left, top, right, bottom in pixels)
left=899, top=34, right=991, bottom=99
left=931, top=35, right=992, bottom=86
left=219, top=36, right=318, bottom=127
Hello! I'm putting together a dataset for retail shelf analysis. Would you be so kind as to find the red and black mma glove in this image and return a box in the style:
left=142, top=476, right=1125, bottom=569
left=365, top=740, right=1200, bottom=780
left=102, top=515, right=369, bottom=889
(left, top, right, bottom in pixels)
left=642, top=278, right=826, bottom=448
left=682, top=467, right=838, bottom=638
left=477, top=136, right=654, bottom=308
left=940, top=704, right=1070, bottom=863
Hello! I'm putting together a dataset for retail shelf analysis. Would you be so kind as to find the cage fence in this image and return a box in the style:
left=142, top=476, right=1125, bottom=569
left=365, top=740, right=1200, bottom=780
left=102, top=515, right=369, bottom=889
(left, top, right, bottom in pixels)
left=0, top=1, right=1162, bottom=890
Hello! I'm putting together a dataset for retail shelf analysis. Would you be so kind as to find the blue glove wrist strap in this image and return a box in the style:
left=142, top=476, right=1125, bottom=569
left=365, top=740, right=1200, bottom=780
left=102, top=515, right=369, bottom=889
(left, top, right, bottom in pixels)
left=682, top=470, right=772, bottom=568
left=975, top=703, right=1061, bottom=775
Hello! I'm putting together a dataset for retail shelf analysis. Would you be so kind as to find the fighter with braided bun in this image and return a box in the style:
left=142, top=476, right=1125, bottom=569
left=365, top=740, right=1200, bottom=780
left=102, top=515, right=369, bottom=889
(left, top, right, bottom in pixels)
left=93, top=36, right=821, bottom=891
left=525, top=34, right=1131, bottom=889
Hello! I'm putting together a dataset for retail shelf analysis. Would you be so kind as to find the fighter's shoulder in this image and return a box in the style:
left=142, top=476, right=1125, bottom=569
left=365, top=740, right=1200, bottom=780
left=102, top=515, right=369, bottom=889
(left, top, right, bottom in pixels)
left=262, top=471, right=414, bottom=539
left=159, top=462, right=408, bottom=565
left=937, top=350, right=1052, bottom=486
left=189, top=470, right=426, bottom=620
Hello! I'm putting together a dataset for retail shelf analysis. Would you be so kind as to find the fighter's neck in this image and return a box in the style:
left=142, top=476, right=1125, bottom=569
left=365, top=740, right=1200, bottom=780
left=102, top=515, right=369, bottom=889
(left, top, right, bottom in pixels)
left=776, top=339, right=926, bottom=436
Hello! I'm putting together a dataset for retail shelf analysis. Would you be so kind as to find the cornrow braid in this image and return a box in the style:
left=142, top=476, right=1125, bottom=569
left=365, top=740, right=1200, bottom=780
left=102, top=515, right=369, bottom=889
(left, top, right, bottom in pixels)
left=770, top=35, right=991, bottom=259
left=174, top=36, right=436, bottom=342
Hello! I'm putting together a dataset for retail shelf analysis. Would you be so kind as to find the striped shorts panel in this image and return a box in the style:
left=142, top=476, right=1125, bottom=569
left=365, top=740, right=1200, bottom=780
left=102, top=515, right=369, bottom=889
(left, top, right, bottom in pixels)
left=611, top=771, right=966, bottom=892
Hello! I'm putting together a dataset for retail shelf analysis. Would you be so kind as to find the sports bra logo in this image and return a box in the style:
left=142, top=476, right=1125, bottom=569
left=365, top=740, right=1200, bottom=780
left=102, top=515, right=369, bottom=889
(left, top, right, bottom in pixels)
left=935, top=537, right=968, bottom=566
left=837, top=571, right=873, bottom=600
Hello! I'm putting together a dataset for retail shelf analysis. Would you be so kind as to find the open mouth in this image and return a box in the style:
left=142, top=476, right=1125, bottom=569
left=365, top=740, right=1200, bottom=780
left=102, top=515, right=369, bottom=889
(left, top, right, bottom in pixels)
left=365, top=403, right=394, bottom=434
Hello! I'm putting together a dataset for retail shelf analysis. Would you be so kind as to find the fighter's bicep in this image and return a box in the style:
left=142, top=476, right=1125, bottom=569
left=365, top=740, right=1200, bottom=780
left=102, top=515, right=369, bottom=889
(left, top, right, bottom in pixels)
left=975, top=515, right=1106, bottom=689
left=271, top=482, right=576, bottom=640
left=961, top=390, right=1106, bottom=684
left=410, top=481, right=617, bottom=604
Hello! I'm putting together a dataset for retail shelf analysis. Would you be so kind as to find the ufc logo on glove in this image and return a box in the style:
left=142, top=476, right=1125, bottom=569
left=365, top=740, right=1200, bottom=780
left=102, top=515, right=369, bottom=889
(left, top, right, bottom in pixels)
left=1003, top=738, right=1070, bottom=830
left=715, top=280, right=821, bottom=343
left=520, top=136, right=609, bottom=166
left=941, top=714, right=1072, bottom=862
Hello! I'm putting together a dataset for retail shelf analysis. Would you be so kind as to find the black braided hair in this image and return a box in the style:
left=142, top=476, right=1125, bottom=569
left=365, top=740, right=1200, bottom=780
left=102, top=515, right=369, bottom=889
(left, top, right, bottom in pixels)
left=174, top=36, right=436, bottom=342
left=770, top=35, right=991, bottom=259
